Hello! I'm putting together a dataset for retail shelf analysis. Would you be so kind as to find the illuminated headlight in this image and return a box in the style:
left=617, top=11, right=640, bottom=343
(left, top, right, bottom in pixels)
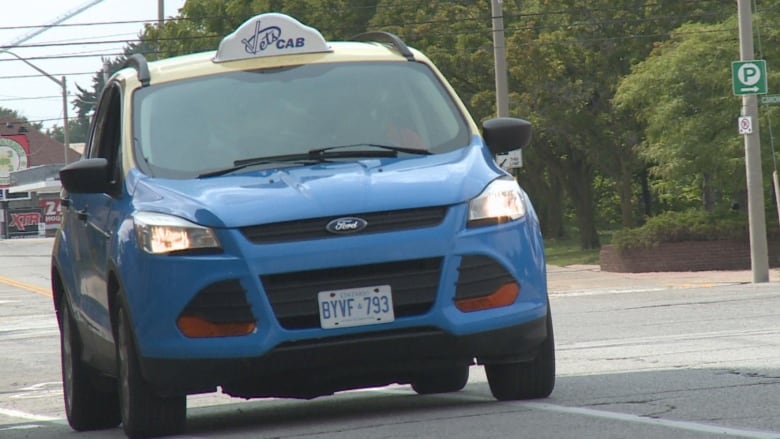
left=467, top=178, right=527, bottom=227
left=133, top=212, right=221, bottom=254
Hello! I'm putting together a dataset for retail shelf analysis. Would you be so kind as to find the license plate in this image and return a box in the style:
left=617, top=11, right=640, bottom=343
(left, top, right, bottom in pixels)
left=317, top=285, right=394, bottom=329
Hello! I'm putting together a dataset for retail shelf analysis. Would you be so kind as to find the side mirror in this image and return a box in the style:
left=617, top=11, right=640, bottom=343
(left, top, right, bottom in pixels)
left=59, top=158, right=111, bottom=194
left=482, top=117, right=532, bottom=155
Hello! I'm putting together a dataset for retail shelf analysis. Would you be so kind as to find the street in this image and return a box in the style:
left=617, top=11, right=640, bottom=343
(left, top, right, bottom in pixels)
left=1, top=238, right=779, bottom=438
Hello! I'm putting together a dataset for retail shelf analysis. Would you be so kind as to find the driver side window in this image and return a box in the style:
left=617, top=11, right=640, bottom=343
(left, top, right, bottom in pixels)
left=87, top=84, right=122, bottom=187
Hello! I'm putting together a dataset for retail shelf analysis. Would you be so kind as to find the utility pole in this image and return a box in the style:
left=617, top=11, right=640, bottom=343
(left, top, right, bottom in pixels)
left=61, top=76, right=69, bottom=164
left=737, top=0, right=769, bottom=283
left=491, top=0, right=509, bottom=117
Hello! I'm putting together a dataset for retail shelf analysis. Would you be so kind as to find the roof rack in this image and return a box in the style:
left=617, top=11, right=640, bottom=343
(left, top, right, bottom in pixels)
left=351, top=31, right=415, bottom=61
left=123, top=54, right=151, bottom=87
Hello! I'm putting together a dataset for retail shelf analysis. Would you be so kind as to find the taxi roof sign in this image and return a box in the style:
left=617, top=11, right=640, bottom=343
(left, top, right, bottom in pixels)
left=214, top=13, right=331, bottom=63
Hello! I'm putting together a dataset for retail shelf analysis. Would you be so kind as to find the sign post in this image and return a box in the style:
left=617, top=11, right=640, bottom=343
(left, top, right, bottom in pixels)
left=735, top=0, right=769, bottom=283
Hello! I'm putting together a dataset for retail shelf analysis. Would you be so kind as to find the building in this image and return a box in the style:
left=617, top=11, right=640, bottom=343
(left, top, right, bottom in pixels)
left=0, top=116, right=81, bottom=238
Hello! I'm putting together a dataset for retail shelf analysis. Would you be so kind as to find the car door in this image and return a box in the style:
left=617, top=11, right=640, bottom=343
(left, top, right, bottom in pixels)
left=67, top=83, right=124, bottom=353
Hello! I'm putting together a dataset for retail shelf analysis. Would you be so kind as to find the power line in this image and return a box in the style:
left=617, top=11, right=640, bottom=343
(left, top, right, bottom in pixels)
left=0, top=72, right=96, bottom=80
left=0, top=95, right=64, bottom=102
left=0, top=16, right=185, bottom=32
left=3, top=34, right=219, bottom=50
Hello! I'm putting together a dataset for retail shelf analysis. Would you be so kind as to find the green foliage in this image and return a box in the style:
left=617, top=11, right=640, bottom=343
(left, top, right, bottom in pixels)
left=611, top=209, right=748, bottom=250
left=0, top=107, right=43, bottom=130
left=613, top=19, right=744, bottom=211
left=371, top=0, right=497, bottom=120
left=0, top=107, right=24, bottom=119
left=45, top=117, right=90, bottom=144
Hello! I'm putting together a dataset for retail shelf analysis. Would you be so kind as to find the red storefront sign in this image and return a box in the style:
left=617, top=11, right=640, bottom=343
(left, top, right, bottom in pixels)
left=39, top=197, right=62, bottom=226
left=6, top=207, right=43, bottom=238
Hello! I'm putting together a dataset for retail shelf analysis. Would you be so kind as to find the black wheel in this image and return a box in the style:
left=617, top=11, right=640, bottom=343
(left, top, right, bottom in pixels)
left=60, top=298, right=121, bottom=431
left=486, top=307, right=556, bottom=400
left=411, top=364, right=470, bottom=395
left=117, top=305, right=186, bottom=438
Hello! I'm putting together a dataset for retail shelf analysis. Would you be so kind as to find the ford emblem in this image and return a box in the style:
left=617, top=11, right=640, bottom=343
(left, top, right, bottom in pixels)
left=325, top=217, right=368, bottom=234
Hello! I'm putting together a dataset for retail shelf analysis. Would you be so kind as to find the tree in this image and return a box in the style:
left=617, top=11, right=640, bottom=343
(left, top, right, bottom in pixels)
left=613, top=19, right=746, bottom=213
left=0, top=107, right=24, bottom=120
left=0, top=107, right=43, bottom=131
left=371, top=1, right=501, bottom=119
left=504, top=0, right=734, bottom=247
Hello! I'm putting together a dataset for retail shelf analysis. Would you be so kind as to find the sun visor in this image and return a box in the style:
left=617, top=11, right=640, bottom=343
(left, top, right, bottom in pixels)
left=214, top=13, right=332, bottom=62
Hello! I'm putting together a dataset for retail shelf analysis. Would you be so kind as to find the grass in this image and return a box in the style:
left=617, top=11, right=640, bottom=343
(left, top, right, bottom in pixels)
left=543, top=231, right=612, bottom=267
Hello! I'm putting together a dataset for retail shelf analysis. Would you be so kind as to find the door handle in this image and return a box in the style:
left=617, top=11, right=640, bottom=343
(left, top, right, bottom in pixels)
left=77, top=209, right=88, bottom=221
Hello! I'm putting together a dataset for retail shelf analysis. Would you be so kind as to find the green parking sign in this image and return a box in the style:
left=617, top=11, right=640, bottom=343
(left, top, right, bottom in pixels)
left=732, top=60, right=768, bottom=96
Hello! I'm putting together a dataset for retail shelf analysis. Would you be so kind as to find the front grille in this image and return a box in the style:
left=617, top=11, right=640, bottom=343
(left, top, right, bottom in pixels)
left=240, top=206, right=448, bottom=244
left=455, top=255, right=515, bottom=300
left=180, top=279, right=255, bottom=323
left=261, top=258, right=443, bottom=329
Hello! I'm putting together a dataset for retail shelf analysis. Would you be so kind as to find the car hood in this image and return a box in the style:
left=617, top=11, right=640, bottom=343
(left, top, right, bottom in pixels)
left=129, top=141, right=503, bottom=228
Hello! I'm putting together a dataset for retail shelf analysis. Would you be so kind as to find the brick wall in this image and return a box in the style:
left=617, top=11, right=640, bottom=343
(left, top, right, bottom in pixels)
left=600, top=238, right=780, bottom=272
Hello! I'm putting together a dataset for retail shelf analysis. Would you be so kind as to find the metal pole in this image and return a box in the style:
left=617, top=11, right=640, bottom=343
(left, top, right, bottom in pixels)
left=62, top=76, right=70, bottom=164
left=102, top=60, right=110, bottom=86
left=158, top=0, right=164, bottom=28
left=737, top=0, right=769, bottom=282
left=491, top=0, right=509, bottom=117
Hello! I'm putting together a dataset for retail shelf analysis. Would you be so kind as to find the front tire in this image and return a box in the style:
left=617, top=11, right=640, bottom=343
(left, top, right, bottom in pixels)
left=117, top=304, right=186, bottom=438
left=60, top=298, right=121, bottom=431
left=486, top=306, right=556, bottom=400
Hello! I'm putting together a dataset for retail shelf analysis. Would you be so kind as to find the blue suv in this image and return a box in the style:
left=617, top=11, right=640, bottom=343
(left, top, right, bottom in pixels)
left=51, top=13, right=554, bottom=438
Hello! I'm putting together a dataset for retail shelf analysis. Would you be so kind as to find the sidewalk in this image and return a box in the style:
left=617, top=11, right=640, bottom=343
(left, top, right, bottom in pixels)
left=547, top=264, right=780, bottom=294
left=2, top=238, right=777, bottom=295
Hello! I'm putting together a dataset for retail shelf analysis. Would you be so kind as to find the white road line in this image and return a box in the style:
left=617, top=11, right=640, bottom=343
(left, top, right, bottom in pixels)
left=520, top=402, right=780, bottom=439
left=370, top=388, right=780, bottom=438
left=550, top=287, right=667, bottom=297
left=0, top=407, right=60, bottom=422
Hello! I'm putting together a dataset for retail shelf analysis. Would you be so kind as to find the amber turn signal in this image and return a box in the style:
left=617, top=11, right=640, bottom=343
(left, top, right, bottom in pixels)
left=177, top=315, right=256, bottom=338
left=455, top=282, right=519, bottom=312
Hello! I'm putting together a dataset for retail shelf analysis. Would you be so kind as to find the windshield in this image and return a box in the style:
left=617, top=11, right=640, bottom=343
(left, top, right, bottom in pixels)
left=132, top=61, right=470, bottom=178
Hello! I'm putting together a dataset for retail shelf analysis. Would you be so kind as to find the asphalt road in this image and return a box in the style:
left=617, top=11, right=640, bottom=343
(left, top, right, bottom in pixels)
left=1, top=238, right=779, bottom=438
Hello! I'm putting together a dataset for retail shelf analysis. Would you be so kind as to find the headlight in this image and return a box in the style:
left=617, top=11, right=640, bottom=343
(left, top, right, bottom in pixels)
left=467, top=178, right=527, bottom=227
left=133, top=211, right=221, bottom=254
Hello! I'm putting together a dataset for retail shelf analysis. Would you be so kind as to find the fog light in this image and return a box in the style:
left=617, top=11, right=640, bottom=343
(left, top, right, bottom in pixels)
left=177, top=316, right=256, bottom=338
left=455, top=282, right=519, bottom=312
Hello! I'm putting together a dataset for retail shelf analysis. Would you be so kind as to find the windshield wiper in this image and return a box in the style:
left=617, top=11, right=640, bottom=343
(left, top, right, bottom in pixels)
left=198, top=153, right=321, bottom=178
left=198, top=144, right=430, bottom=178
left=308, top=143, right=432, bottom=157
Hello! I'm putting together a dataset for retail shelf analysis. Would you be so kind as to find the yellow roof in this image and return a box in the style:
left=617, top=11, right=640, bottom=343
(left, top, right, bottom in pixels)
left=117, top=42, right=431, bottom=89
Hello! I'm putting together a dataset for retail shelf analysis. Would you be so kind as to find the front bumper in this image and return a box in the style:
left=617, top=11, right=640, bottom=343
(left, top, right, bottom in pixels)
left=141, top=316, right=548, bottom=398
left=118, top=203, right=549, bottom=395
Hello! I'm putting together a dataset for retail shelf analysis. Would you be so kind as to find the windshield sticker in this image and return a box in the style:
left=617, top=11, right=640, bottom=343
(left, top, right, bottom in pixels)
left=214, top=13, right=331, bottom=62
